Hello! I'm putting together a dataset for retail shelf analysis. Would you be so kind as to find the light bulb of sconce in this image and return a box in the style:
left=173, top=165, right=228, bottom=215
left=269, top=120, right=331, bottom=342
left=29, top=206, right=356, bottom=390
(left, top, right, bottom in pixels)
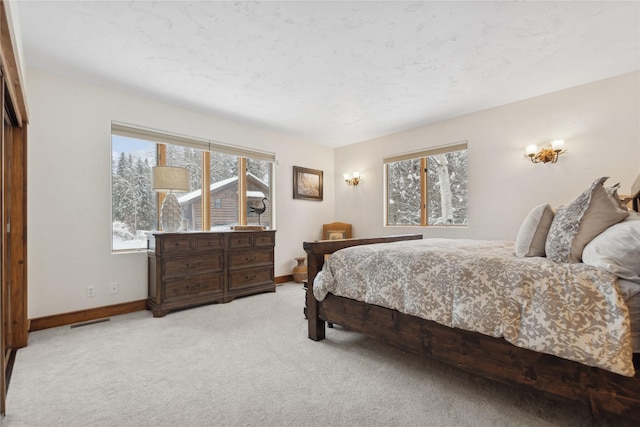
left=343, top=173, right=350, bottom=181
left=551, top=139, right=565, bottom=151
left=525, top=144, right=538, bottom=156
left=352, top=171, right=359, bottom=179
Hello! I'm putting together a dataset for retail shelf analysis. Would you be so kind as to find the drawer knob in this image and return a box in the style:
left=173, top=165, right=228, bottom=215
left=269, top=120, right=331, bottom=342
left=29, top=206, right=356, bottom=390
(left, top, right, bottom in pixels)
left=185, top=262, right=203, bottom=268
left=245, top=275, right=257, bottom=280
left=186, top=283, right=203, bottom=290
left=245, top=256, right=256, bottom=262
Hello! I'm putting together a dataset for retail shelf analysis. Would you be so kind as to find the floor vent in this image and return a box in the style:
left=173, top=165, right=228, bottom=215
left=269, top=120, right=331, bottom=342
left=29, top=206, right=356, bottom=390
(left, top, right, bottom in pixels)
left=70, top=318, right=111, bottom=328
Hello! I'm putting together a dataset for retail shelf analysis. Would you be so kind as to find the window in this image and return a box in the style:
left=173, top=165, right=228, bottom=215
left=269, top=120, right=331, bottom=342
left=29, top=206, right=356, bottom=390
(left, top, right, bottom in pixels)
left=111, top=123, right=275, bottom=251
left=206, top=152, right=239, bottom=230
left=166, top=144, right=204, bottom=232
left=385, top=142, right=468, bottom=227
left=111, top=136, right=157, bottom=250
left=245, top=157, right=272, bottom=228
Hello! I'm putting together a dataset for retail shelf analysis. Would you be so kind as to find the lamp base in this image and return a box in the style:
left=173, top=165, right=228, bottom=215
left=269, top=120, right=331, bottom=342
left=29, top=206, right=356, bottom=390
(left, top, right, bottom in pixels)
left=160, top=193, right=181, bottom=232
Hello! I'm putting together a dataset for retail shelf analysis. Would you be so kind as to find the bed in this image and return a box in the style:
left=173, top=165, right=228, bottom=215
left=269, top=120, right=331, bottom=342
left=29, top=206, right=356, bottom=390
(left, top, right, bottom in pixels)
left=304, top=177, right=640, bottom=425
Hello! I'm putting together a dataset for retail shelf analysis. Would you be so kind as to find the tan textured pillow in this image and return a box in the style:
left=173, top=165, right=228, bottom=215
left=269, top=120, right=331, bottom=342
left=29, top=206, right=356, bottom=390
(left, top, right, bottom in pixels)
left=546, top=177, right=629, bottom=263
left=515, top=204, right=554, bottom=257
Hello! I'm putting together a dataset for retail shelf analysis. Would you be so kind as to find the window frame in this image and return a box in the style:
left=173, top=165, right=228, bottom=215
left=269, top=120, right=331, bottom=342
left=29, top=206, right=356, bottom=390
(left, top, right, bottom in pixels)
left=111, top=122, right=275, bottom=253
left=384, top=142, right=468, bottom=227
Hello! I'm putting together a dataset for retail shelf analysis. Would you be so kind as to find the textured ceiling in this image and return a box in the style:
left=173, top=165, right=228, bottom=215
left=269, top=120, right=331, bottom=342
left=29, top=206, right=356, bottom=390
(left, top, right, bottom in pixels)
left=17, top=1, right=640, bottom=147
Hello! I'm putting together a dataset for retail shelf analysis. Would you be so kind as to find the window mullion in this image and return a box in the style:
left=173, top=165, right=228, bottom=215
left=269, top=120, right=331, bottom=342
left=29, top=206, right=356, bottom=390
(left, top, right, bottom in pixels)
left=202, top=151, right=211, bottom=231
left=238, top=157, right=247, bottom=225
left=156, top=144, right=167, bottom=230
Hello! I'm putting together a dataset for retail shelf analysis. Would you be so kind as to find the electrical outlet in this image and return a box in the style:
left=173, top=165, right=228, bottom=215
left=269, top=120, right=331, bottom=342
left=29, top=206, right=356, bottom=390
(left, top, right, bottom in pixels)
left=87, top=286, right=95, bottom=297
left=109, top=282, right=119, bottom=294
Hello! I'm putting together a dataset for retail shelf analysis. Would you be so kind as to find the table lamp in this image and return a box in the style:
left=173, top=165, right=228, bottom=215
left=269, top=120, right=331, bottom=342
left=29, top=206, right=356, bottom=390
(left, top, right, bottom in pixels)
left=152, top=166, right=190, bottom=232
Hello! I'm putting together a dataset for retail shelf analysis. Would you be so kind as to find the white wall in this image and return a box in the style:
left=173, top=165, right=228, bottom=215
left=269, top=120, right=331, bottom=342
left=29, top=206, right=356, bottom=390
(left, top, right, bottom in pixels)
left=27, top=68, right=335, bottom=318
left=334, top=72, right=640, bottom=241
left=26, top=69, right=640, bottom=319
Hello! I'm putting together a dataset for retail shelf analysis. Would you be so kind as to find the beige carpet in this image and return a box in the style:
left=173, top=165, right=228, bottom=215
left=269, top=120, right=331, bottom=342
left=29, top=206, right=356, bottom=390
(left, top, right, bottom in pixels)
left=5, top=283, right=598, bottom=426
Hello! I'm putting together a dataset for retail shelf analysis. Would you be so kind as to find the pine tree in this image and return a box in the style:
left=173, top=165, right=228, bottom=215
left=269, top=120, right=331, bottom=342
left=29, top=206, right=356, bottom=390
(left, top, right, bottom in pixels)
left=112, top=151, right=156, bottom=239
left=387, top=159, right=421, bottom=225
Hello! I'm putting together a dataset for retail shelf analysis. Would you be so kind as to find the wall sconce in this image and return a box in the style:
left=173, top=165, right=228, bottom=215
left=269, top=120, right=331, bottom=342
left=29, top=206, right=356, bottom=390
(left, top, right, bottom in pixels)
left=524, top=140, right=567, bottom=164
left=343, top=171, right=361, bottom=186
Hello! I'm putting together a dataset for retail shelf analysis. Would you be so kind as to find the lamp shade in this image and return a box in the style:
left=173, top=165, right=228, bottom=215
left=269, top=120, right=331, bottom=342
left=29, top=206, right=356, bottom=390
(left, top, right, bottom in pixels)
left=152, top=166, right=190, bottom=193
left=525, top=144, right=538, bottom=156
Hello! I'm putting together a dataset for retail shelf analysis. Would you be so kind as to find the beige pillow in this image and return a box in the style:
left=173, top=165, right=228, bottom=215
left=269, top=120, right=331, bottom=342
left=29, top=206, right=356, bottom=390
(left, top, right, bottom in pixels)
left=546, top=177, right=629, bottom=263
left=605, top=182, right=629, bottom=210
left=515, top=204, right=554, bottom=257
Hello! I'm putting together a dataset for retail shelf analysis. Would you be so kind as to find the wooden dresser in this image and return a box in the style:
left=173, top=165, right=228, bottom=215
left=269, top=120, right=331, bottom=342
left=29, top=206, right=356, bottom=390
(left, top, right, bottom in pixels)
left=147, top=230, right=275, bottom=317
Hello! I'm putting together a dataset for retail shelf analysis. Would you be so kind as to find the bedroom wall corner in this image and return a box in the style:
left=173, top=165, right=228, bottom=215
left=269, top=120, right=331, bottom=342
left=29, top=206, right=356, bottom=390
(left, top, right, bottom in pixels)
left=25, top=68, right=335, bottom=319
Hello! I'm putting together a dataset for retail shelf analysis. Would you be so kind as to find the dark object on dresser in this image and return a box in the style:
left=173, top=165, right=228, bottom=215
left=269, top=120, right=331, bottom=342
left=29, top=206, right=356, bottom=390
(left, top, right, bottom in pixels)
left=248, top=197, right=268, bottom=225
left=148, top=230, right=275, bottom=317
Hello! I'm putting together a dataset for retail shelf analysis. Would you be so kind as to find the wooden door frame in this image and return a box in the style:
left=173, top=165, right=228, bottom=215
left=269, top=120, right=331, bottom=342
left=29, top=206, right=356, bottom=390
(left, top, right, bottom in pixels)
left=3, top=110, right=27, bottom=350
left=0, top=67, right=5, bottom=419
left=0, top=0, right=29, bottom=346
left=0, top=0, right=30, bottom=416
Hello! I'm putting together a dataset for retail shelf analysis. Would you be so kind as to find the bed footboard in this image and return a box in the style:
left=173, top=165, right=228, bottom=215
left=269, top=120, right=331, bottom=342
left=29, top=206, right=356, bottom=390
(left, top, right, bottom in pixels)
left=317, top=292, right=640, bottom=425
left=303, top=234, right=422, bottom=340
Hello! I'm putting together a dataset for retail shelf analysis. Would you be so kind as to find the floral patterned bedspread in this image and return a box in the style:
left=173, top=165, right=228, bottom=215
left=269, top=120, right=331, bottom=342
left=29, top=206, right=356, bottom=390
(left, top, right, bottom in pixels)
left=313, top=238, right=634, bottom=376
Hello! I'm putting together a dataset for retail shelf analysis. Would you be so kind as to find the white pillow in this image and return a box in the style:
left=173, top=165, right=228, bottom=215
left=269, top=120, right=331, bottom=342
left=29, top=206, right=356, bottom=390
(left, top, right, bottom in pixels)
left=515, top=204, right=554, bottom=257
left=625, top=211, right=640, bottom=221
left=582, top=217, right=640, bottom=283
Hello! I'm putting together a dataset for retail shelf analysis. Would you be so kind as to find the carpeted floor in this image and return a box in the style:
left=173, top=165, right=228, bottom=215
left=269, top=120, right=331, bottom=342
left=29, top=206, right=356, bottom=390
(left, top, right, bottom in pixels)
left=5, top=283, right=599, bottom=426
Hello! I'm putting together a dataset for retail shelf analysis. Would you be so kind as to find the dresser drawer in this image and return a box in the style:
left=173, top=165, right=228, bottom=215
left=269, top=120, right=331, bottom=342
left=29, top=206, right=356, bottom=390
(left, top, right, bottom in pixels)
left=163, top=274, right=224, bottom=300
left=228, top=266, right=273, bottom=291
left=228, top=250, right=273, bottom=269
left=195, top=234, right=224, bottom=251
left=163, top=254, right=223, bottom=279
left=158, top=236, right=195, bottom=254
left=228, top=233, right=253, bottom=248
left=254, top=232, right=275, bottom=247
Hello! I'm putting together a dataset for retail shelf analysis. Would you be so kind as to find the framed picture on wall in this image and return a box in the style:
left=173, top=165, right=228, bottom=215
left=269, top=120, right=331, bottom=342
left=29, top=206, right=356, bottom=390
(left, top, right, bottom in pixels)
left=293, top=166, right=323, bottom=201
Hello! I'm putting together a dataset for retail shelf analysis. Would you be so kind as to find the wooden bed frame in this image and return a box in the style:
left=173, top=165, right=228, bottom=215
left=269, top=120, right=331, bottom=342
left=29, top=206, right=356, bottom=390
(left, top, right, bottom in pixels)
left=304, top=232, right=640, bottom=425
